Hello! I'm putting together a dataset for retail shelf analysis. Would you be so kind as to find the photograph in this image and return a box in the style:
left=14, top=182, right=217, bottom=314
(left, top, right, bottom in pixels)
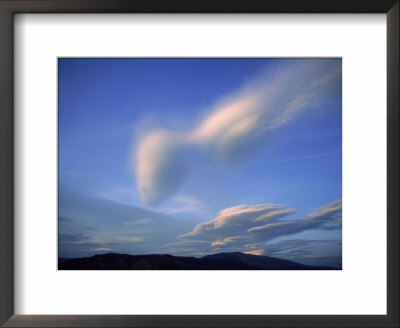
left=58, top=58, right=342, bottom=270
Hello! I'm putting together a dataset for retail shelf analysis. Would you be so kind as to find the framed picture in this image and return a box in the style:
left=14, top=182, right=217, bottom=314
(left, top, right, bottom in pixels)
left=0, top=0, right=398, bottom=327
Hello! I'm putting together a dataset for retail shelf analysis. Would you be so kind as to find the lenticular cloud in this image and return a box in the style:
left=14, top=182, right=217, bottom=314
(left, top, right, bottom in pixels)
left=135, top=59, right=341, bottom=205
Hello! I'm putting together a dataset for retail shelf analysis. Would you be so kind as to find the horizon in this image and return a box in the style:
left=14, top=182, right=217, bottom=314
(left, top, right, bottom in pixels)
left=58, top=58, right=342, bottom=269
left=59, top=251, right=340, bottom=270
left=58, top=250, right=340, bottom=269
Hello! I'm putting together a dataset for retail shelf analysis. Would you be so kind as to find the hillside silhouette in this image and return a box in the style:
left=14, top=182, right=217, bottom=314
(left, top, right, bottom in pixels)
left=59, top=252, right=336, bottom=270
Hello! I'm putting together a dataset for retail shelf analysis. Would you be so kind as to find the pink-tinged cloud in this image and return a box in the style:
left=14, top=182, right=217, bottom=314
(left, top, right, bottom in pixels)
left=244, top=249, right=265, bottom=256
left=248, top=200, right=342, bottom=240
left=135, top=59, right=341, bottom=204
left=178, top=200, right=342, bottom=247
left=180, top=204, right=296, bottom=240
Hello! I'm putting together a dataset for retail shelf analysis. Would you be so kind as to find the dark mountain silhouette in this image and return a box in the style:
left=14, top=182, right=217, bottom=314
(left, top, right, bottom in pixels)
left=59, top=252, right=336, bottom=270
left=58, top=257, right=72, bottom=265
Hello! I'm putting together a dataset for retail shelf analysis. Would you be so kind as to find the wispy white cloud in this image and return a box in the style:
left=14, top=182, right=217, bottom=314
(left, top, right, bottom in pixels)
left=135, top=59, right=342, bottom=204
left=117, top=236, right=144, bottom=243
left=248, top=200, right=342, bottom=240
left=211, top=236, right=248, bottom=247
left=244, top=243, right=259, bottom=249
left=163, top=200, right=342, bottom=263
left=81, top=248, right=114, bottom=252
left=266, top=150, right=341, bottom=163
left=179, top=200, right=342, bottom=247
left=164, top=240, right=211, bottom=249
left=123, top=218, right=153, bottom=226
left=161, top=196, right=206, bottom=215
left=180, top=204, right=296, bottom=240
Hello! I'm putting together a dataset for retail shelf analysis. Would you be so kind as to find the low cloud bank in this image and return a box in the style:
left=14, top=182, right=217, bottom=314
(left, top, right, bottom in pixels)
left=165, top=200, right=342, bottom=259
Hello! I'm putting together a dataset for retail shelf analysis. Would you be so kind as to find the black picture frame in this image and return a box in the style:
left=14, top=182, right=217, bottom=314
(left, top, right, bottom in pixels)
left=0, top=1, right=398, bottom=327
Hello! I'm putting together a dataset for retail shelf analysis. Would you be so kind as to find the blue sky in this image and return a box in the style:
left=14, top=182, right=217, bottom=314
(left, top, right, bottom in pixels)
left=58, top=58, right=342, bottom=268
